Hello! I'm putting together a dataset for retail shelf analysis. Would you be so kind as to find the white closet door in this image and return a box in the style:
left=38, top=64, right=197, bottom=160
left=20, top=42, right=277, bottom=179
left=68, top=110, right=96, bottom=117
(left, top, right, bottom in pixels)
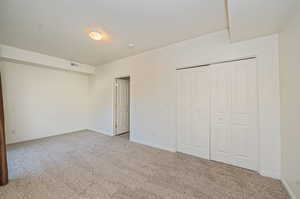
left=177, top=67, right=211, bottom=159
left=211, top=59, right=258, bottom=171
left=116, top=79, right=129, bottom=135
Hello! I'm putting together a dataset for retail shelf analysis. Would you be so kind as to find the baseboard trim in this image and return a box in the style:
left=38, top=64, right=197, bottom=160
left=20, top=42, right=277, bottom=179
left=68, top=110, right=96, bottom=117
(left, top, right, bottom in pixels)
left=259, top=169, right=281, bottom=179
left=130, top=137, right=176, bottom=152
left=282, top=179, right=297, bottom=199
left=7, top=129, right=89, bottom=145
left=87, top=129, right=113, bottom=136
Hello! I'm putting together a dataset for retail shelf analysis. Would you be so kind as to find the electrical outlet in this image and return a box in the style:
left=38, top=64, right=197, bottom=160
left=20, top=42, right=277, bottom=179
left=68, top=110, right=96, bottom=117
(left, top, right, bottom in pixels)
left=11, top=130, right=16, bottom=134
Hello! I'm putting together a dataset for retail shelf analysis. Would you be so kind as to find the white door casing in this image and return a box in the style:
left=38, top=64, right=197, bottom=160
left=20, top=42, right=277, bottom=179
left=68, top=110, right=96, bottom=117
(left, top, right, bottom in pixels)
left=115, top=78, right=130, bottom=135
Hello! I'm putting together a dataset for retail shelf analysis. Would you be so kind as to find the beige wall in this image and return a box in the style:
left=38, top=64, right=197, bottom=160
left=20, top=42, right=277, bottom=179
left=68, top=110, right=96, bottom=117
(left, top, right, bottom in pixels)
left=279, top=4, right=300, bottom=198
left=0, top=61, right=90, bottom=144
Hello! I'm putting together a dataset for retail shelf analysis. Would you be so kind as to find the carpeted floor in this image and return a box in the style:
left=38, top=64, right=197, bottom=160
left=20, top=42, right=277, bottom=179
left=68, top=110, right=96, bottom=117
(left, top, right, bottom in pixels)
left=0, top=130, right=289, bottom=199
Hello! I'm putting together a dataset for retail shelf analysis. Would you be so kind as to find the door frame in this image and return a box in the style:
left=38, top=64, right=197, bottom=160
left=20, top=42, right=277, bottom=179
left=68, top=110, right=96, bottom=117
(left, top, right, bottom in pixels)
left=113, top=75, right=131, bottom=137
left=176, top=56, right=260, bottom=172
left=0, top=74, right=8, bottom=186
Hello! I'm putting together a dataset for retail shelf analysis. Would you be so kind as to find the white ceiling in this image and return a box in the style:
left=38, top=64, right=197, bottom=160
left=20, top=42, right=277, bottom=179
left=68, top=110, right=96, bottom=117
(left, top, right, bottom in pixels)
left=0, top=0, right=228, bottom=65
left=227, top=0, right=299, bottom=42
left=1, top=0, right=299, bottom=66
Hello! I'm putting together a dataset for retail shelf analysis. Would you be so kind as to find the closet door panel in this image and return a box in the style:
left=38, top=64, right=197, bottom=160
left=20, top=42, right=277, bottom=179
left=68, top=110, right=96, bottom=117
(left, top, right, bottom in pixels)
left=211, top=62, right=232, bottom=165
left=211, top=59, right=258, bottom=171
left=177, top=67, right=210, bottom=159
left=230, top=60, right=258, bottom=170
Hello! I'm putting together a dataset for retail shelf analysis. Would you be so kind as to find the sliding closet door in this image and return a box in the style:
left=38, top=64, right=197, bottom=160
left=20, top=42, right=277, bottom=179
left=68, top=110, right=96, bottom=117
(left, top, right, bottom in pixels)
left=177, top=67, right=210, bottom=159
left=211, top=59, right=258, bottom=171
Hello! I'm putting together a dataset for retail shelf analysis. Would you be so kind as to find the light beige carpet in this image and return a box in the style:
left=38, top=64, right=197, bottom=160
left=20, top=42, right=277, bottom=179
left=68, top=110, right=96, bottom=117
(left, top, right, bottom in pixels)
left=0, top=130, right=289, bottom=199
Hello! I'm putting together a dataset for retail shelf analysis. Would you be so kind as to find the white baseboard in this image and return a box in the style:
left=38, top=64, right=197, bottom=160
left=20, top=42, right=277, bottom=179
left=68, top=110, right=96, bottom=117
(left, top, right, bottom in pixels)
left=130, top=137, right=176, bottom=152
left=259, top=169, right=281, bottom=180
left=88, top=129, right=113, bottom=136
left=7, top=129, right=88, bottom=145
left=281, top=179, right=297, bottom=199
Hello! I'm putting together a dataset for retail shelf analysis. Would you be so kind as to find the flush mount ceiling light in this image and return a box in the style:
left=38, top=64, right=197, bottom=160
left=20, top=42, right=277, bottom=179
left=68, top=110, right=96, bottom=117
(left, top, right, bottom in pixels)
left=89, top=30, right=103, bottom=41
left=128, top=43, right=135, bottom=48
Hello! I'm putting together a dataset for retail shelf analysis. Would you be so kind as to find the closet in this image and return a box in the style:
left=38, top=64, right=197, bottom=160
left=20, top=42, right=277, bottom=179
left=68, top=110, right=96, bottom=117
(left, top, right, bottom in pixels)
left=177, top=58, right=259, bottom=171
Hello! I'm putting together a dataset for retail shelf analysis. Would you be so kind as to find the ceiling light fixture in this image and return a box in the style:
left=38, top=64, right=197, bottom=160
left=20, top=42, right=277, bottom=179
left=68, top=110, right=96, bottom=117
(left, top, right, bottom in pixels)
left=89, top=30, right=103, bottom=41
left=128, top=43, right=135, bottom=48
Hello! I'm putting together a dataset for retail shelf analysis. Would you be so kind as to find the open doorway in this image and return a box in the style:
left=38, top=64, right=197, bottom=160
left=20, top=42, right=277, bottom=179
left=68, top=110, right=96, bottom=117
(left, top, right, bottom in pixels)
left=113, top=76, right=130, bottom=140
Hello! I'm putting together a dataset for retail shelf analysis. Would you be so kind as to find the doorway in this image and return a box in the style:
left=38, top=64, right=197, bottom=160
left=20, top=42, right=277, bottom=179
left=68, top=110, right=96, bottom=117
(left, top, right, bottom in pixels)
left=114, top=76, right=130, bottom=139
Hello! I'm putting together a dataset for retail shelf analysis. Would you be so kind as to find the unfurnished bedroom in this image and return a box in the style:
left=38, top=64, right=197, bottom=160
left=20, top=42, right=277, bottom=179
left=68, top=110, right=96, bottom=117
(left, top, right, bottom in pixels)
left=0, top=0, right=299, bottom=199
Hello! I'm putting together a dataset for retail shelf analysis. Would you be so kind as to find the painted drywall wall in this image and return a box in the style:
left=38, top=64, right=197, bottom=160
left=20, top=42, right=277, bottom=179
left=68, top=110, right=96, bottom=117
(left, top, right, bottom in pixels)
left=0, top=61, right=90, bottom=144
left=279, top=4, right=300, bottom=198
left=0, top=45, right=95, bottom=74
left=89, top=30, right=281, bottom=179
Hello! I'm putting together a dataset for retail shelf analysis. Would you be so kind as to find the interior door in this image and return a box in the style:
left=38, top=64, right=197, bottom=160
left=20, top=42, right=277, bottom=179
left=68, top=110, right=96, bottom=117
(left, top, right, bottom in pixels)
left=115, top=79, right=130, bottom=135
left=177, top=67, right=211, bottom=159
left=210, top=59, right=258, bottom=171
